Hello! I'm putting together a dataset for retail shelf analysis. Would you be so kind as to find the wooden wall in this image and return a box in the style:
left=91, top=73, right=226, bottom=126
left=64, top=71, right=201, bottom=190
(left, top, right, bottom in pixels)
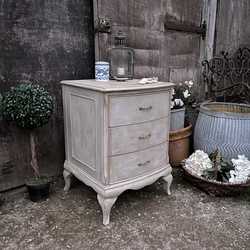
left=0, top=0, right=94, bottom=191
left=94, top=0, right=203, bottom=84
left=215, top=0, right=250, bottom=53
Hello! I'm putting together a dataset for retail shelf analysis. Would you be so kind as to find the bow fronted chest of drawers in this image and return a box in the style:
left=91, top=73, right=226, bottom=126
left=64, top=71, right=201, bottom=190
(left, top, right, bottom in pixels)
left=61, top=79, right=174, bottom=225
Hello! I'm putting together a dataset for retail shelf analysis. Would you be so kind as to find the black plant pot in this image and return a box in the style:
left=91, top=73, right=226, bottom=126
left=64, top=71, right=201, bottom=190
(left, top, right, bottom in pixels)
left=26, top=179, right=50, bottom=202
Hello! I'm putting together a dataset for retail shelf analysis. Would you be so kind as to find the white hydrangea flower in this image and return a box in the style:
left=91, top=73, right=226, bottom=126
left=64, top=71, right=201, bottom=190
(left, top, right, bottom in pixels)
left=229, top=155, right=250, bottom=183
left=188, top=80, right=194, bottom=88
left=174, top=98, right=184, bottom=107
left=184, top=150, right=212, bottom=176
left=183, top=89, right=191, bottom=98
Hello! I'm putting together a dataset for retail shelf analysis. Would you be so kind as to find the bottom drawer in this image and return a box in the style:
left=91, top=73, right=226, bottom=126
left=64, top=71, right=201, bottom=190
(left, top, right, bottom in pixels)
left=109, top=143, right=168, bottom=184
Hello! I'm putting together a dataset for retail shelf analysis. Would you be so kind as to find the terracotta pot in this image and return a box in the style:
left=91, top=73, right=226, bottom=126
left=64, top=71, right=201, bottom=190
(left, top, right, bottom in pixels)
left=169, top=124, right=192, bottom=167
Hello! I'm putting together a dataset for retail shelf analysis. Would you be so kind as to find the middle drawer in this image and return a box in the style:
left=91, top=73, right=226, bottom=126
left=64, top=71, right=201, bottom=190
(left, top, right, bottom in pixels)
left=109, top=117, right=168, bottom=156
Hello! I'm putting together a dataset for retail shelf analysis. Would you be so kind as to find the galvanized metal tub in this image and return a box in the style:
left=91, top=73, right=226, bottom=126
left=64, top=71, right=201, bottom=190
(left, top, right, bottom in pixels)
left=194, top=102, right=250, bottom=160
left=170, top=107, right=185, bottom=131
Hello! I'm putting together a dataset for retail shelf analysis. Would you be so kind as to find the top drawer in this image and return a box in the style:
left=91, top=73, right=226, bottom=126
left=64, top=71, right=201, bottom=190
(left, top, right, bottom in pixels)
left=109, top=91, right=170, bottom=127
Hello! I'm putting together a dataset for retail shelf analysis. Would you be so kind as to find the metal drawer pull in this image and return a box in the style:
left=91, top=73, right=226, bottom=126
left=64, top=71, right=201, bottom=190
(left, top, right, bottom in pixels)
left=138, top=133, right=151, bottom=140
left=139, top=106, right=152, bottom=111
left=137, top=160, right=151, bottom=167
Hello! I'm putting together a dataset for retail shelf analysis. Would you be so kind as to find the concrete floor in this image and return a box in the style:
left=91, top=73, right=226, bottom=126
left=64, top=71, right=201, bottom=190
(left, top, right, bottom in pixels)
left=0, top=169, right=250, bottom=250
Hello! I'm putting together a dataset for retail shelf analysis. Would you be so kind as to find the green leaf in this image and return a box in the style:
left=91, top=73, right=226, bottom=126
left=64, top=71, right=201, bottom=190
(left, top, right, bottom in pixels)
left=1, top=83, right=54, bottom=129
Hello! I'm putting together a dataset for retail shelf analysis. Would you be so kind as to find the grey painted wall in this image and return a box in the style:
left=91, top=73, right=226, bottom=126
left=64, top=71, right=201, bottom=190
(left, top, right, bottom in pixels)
left=0, top=0, right=94, bottom=191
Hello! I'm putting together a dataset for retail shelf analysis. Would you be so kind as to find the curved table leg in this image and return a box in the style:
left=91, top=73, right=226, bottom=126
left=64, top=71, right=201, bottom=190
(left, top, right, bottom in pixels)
left=63, top=169, right=73, bottom=192
left=97, top=194, right=118, bottom=225
left=162, top=174, right=173, bottom=195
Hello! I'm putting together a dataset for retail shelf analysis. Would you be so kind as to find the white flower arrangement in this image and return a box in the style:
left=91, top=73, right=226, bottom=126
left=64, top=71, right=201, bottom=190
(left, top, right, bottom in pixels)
left=185, top=80, right=194, bottom=88
left=184, top=150, right=213, bottom=176
left=183, top=90, right=191, bottom=99
left=229, top=155, right=250, bottom=183
left=171, top=80, right=195, bottom=109
left=184, top=150, right=250, bottom=184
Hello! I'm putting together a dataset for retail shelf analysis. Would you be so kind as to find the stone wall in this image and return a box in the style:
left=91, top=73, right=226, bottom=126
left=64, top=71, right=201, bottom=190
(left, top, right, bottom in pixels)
left=0, top=0, right=94, bottom=191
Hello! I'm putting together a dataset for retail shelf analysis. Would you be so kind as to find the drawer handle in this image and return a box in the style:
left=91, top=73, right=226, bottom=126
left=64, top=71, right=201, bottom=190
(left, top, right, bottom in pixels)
left=137, top=160, right=151, bottom=167
left=139, top=106, right=152, bottom=111
left=138, top=133, right=151, bottom=140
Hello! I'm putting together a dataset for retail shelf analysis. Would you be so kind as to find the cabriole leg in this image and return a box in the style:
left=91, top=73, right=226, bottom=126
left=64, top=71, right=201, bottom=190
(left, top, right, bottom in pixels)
left=63, top=169, right=73, bottom=192
left=163, top=174, right=173, bottom=195
left=97, top=194, right=117, bottom=225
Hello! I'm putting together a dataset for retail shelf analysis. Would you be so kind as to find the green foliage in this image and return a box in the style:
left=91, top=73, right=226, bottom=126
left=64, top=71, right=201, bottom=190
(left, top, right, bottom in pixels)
left=1, top=84, right=54, bottom=129
left=202, top=149, right=234, bottom=182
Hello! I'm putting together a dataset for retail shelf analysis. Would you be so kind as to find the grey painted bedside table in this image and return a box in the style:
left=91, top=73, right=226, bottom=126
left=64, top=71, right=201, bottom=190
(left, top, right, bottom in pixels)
left=61, top=79, right=174, bottom=225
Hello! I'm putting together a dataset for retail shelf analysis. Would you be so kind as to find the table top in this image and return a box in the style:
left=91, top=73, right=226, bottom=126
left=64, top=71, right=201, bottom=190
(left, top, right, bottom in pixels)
left=61, top=79, right=174, bottom=93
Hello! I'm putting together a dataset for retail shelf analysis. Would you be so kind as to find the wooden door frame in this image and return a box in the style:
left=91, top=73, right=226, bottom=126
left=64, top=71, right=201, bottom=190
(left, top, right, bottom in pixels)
left=201, top=0, right=218, bottom=61
left=199, top=0, right=218, bottom=98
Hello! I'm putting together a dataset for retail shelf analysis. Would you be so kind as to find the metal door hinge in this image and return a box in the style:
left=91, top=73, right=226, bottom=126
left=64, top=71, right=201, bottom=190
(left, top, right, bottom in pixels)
left=165, top=19, right=207, bottom=40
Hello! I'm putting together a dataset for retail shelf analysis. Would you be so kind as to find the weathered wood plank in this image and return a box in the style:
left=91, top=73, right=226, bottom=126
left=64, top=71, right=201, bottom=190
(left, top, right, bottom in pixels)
left=95, top=0, right=203, bottom=83
left=215, top=0, right=250, bottom=53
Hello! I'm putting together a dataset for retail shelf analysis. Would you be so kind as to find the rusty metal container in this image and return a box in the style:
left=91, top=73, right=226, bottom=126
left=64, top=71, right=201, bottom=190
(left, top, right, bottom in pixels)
left=169, top=124, right=192, bottom=167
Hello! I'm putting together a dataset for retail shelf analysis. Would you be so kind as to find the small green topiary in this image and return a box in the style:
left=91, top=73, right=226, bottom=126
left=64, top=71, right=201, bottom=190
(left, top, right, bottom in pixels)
left=1, top=83, right=54, bottom=179
left=1, top=83, right=53, bottom=129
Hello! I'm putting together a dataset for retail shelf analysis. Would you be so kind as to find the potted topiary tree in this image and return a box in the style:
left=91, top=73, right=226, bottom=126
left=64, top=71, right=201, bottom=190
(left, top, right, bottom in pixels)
left=1, top=83, right=54, bottom=202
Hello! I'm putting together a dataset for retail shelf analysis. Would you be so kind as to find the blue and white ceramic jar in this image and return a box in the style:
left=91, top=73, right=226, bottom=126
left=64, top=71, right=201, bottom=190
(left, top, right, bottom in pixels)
left=95, top=61, right=109, bottom=81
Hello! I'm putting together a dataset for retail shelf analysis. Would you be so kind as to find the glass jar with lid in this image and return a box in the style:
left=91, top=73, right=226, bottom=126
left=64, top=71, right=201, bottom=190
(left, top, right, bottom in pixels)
left=109, top=31, right=134, bottom=80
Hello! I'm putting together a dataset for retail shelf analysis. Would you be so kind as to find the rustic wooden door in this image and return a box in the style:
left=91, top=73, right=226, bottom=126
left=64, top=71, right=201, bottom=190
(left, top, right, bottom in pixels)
left=94, top=0, right=217, bottom=90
